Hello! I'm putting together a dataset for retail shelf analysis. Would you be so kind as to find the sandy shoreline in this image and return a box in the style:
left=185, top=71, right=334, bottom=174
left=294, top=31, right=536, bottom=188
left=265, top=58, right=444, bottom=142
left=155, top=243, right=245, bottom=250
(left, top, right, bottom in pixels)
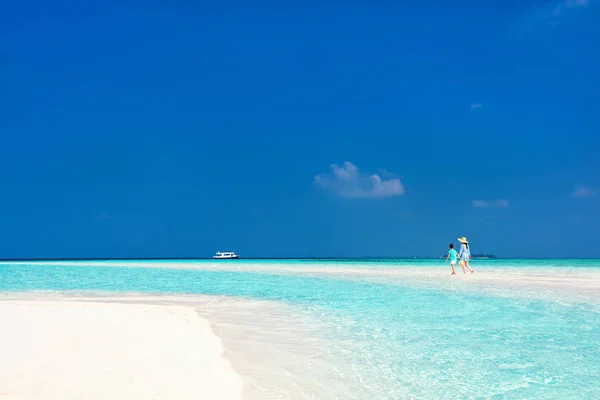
left=1, top=271, right=600, bottom=399
left=0, top=299, right=244, bottom=400
left=0, top=294, right=339, bottom=400
left=2, top=263, right=600, bottom=399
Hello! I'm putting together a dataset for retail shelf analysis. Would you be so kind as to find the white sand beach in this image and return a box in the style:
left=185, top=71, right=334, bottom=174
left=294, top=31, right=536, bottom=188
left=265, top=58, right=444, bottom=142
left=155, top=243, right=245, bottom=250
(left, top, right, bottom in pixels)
left=0, top=300, right=244, bottom=400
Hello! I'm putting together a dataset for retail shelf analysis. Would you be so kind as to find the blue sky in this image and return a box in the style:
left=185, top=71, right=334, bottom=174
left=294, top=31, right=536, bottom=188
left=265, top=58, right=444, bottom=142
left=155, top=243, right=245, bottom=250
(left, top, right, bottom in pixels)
left=1, top=0, right=599, bottom=258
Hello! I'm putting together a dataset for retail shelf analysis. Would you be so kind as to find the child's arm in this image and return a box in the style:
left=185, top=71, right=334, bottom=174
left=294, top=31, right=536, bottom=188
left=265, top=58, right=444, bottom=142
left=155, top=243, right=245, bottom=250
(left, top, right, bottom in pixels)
left=445, top=253, right=449, bottom=262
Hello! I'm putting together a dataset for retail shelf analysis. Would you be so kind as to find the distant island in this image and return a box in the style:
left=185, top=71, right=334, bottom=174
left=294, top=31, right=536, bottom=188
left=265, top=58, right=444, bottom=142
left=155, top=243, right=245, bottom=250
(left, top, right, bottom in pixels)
left=470, top=254, right=499, bottom=259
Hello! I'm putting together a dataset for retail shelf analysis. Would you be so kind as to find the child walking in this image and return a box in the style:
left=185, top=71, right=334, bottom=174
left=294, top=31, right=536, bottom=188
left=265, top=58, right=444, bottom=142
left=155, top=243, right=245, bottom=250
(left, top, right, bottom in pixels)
left=445, top=243, right=461, bottom=275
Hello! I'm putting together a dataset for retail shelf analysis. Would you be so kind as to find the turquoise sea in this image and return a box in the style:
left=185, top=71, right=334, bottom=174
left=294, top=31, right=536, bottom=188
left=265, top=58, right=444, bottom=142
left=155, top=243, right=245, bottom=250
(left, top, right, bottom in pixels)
left=2, top=259, right=600, bottom=399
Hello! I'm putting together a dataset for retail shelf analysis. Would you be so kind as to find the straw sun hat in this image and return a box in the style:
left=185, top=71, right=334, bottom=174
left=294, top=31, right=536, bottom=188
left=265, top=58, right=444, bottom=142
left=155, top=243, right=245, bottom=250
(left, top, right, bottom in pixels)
left=458, top=237, right=469, bottom=244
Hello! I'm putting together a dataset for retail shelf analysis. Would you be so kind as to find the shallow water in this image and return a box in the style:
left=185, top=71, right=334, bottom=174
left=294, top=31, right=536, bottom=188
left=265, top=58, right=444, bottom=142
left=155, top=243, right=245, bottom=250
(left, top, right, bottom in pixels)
left=1, top=259, right=599, bottom=399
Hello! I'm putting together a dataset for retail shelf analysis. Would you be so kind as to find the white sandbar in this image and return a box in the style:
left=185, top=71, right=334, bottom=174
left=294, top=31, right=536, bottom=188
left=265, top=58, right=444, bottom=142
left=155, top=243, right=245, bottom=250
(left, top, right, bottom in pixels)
left=0, top=300, right=244, bottom=400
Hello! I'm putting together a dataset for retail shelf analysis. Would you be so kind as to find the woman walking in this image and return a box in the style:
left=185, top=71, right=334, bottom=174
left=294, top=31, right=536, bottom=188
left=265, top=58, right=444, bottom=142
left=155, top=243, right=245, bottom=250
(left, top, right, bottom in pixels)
left=458, top=237, right=475, bottom=274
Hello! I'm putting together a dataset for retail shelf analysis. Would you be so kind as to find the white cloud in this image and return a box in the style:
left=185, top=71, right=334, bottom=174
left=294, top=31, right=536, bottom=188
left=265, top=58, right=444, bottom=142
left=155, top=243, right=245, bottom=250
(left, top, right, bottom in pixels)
left=513, top=0, right=591, bottom=32
left=571, top=185, right=596, bottom=198
left=561, top=0, right=589, bottom=12
left=470, top=103, right=483, bottom=110
left=472, top=200, right=489, bottom=208
left=314, top=162, right=405, bottom=199
left=553, top=0, right=589, bottom=15
left=569, top=215, right=584, bottom=223
left=495, top=199, right=510, bottom=208
left=472, top=199, right=510, bottom=209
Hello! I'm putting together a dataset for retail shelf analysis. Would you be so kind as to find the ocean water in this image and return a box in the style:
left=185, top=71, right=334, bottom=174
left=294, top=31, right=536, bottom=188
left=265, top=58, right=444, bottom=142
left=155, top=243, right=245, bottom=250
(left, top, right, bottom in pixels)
left=1, top=259, right=600, bottom=399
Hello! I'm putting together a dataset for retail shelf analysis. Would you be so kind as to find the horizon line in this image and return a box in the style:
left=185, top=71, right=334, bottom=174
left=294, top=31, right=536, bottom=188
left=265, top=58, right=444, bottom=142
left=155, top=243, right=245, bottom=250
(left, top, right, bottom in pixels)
left=2, top=256, right=599, bottom=262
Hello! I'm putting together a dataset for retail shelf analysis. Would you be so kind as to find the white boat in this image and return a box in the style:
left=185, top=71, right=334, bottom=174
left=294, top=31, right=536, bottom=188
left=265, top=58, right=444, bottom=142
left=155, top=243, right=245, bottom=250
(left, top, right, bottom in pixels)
left=213, top=251, right=239, bottom=259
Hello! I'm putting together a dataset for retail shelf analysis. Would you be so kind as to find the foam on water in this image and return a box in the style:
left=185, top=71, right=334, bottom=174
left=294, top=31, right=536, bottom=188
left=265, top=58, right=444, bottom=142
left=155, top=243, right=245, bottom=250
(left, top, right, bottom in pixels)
left=1, top=259, right=600, bottom=399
